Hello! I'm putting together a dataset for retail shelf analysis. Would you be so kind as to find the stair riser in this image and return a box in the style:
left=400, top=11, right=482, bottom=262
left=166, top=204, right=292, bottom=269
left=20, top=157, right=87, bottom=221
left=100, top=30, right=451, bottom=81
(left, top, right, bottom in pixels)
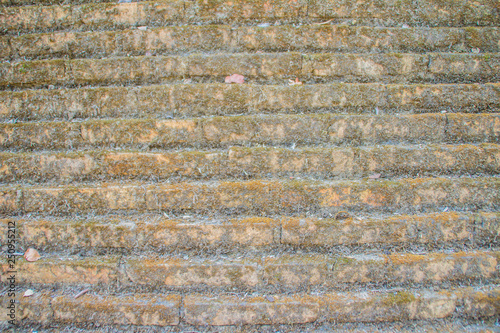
left=4, top=212, right=497, bottom=253
left=0, top=178, right=498, bottom=215
left=2, top=83, right=498, bottom=121
left=1, top=289, right=497, bottom=326
left=2, top=53, right=499, bottom=88
left=2, top=252, right=498, bottom=291
left=2, top=0, right=498, bottom=34
left=3, top=26, right=499, bottom=60
left=1, top=114, right=498, bottom=150
left=1, top=144, right=499, bottom=183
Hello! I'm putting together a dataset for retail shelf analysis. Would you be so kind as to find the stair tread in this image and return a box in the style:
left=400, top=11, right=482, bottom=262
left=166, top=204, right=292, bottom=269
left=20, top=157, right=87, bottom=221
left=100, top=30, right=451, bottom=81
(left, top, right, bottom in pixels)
left=0, top=143, right=499, bottom=183
left=0, top=176, right=498, bottom=215
left=1, top=0, right=498, bottom=329
left=2, top=25, right=499, bottom=60
left=1, top=113, right=498, bottom=151
left=1, top=0, right=498, bottom=35
left=1, top=287, right=498, bottom=327
left=1, top=82, right=498, bottom=121
left=2, top=52, right=499, bottom=89
left=4, top=211, right=498, bottom=252
left=2, top=251, right=499, bottom=291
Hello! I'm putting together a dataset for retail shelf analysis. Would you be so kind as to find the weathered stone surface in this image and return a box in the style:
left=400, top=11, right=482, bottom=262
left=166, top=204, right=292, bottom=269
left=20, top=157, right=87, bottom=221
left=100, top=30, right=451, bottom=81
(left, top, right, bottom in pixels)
left=0, top=188, right=20, bottom=214
left=1, top=0, right=497, bottom=34
left=2, top=53, right=498, bottom=88
left=0, top=256, right=119, bottom=285
left=184, top=294, right=319, bottom=325
left=22, top=185, right=146, bottom=214
left=318, top=290, right=457, bottom=322
left=0, top=292, right=52, bottom=324
left=2, top=83, right=498, bottom=121
left=52, top=294, right=181, bottom=325
left=0, top=176, right=497, bottom=215
left=138, top=217, right=277, bottom=250
left=1, top=144, right=498, bottom=183
left=8, top=26, right=499, bottom=61
left=262, top=251, right=499, bottom=289
left=458, top=289, right=500, bottom=318
left=20, top=218, right=138, bottom=250
left=6, top=113, right=483, bottom=150
left=125, top=257, right=259, bottom=288
left=281, top=212, right=500, bottom=246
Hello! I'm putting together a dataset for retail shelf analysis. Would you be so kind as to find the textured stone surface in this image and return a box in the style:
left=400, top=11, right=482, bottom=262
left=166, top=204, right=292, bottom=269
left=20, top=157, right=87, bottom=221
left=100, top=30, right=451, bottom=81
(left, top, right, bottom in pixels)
left=6, top=26, right=500, bottom=61
left=2, top=83, right=498, bottom=121
left=52, top=294, right=181, bottom=325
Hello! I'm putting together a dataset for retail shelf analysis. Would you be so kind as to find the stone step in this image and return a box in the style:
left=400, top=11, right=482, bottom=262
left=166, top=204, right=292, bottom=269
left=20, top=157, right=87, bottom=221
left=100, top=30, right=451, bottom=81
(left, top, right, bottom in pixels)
left=2, top=25, right=499, bottom=60
left=1, top=53, right=499, bottom=89
left=0, top=287, right=498, bottom=327
left=1, top=114, right=498, bottom=151
left=1, top=0, right=115, bottom=7
left=1, top=250, right=498, bottom=290
left=0, top=176, right=498, bottom=215
left=2, top=83, right=498, bottom=121
left=2, top=212, right=498, bottom=253
left=0, top=143, right=499, bottom=183
left=1, top=0, right=498, bottom=35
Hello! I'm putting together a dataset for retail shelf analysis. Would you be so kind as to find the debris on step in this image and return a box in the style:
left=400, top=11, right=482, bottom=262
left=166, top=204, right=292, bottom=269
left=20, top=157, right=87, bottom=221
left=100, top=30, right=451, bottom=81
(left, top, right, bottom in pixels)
left=225, top=74, right=245, bottom=84
left=24, top=248, right=41, bottom=262
left=335, top=211, right=352, bottom=220
left=74, top=289, right=90, bottom=299
left=23, top=289, right=34, bottom=297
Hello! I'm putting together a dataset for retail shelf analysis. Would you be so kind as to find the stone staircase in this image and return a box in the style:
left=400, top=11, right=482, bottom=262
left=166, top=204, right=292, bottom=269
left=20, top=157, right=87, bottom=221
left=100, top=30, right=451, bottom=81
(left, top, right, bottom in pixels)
left=0, top=0, right=499, bottom=331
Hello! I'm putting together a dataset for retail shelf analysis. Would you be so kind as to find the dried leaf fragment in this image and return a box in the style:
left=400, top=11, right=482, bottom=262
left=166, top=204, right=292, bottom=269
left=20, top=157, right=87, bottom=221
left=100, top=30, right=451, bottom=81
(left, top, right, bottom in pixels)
left=74, top=289, right=90, bottom=299
left=24, top=248, right=41, bottom=262
left=225, top=74, right=245, bottom=84
left=23, top=289, right=34, bottom=297
left=288, top=77, right=302, bottom=85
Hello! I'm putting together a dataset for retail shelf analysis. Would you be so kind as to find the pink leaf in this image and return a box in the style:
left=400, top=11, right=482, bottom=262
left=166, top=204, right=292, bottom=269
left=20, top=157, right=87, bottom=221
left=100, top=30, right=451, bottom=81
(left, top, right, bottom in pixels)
left=24, top=248, right=41, bottom=262
left=225, top=74, right=245, bottom=84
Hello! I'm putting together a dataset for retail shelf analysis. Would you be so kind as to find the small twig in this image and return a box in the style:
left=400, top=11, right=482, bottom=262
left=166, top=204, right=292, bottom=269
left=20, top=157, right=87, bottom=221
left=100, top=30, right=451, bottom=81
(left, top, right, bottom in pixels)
left=74, top=288, right=90, bottom=299
left=314, top=19, right=333, bottom=25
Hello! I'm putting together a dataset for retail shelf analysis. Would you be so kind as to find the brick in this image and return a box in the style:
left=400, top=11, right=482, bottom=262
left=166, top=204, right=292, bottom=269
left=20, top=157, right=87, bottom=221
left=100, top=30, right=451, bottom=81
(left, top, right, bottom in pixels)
left=262, top=251, right=499, bottom=289
left=318, top=290, right=457, bottom=322
left=20, top=218, right=138, bottom=250
left=1, top=256, right=119, bottom=285
left=0, top=292, right=52, bottom=324
left=308, top=0, right=499, bottom=26
left=458, top=289, right=500, bottom=318
left=0, top=188, right=20, bottom=214
left=16, top=216, right=277, bottom=251
left=302, top=53, right=428, bottom=82
left=52, top=293, right=181, bottom=325
left=446, top=113, right=500, bottom=143
left=138, top=217, right=277, bottom=250
left=184, top=294, right=318, bottom=325
left=125, top=257, right=259, bottom=288
left=428, top=53, right=500, bottom=83
left=281, top=212, right=485, bottom=246
left=22, top=185, right=146, bottom=214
